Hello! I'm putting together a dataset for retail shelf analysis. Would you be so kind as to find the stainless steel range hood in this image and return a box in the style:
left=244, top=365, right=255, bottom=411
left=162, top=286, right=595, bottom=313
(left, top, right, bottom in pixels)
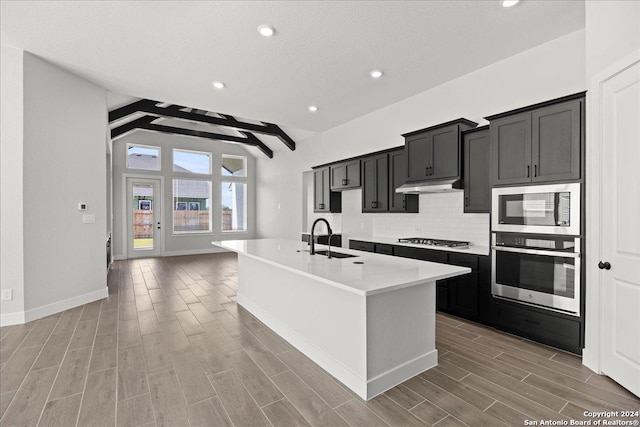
left=395, top=178, right=463, bottom=194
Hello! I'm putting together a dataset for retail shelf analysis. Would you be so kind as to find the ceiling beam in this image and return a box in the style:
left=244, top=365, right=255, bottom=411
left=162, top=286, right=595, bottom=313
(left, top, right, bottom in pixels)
left=139, top=122, right=273, bottom=158
left=110, top=115, right=156, bottom=139
left=108, top=99, right=157, bottom=122
left=109, top=99, right=295, bottom=151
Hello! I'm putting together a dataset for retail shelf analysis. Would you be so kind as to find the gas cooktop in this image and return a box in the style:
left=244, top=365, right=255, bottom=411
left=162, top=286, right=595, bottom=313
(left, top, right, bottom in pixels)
left=397, top=237, right=470, bottom=248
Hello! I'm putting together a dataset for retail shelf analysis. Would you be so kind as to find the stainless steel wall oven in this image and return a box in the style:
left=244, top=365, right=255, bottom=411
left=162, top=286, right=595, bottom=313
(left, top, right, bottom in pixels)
left=492, top=232, right=581, bottom=316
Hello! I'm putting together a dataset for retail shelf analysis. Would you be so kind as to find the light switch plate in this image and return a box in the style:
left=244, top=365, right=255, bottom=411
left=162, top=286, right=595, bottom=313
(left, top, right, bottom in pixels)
left=1, top=289, right=12, bottom=301
left=82, top=214, right=96, bottom=224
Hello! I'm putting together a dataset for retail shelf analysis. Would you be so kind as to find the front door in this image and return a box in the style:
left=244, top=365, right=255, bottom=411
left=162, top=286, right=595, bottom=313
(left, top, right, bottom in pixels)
left=127, top=178, right=162, bottom=258
left=600, top=58, right=640, bottom=396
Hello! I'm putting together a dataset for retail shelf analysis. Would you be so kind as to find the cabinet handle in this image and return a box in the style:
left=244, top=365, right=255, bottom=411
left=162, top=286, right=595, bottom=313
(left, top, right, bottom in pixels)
left=371, top=201, right=378, bottom=209
left=402, top=199, right=406, bottom=209
left=342, top=179, right=349, bottom=186
left=465, top=197, right=469, bottom=207
left=429, top=166, right=433, bottom=176
left=425, top=167, right=429, bottom=176
left=534, top=165, right=538, bottom=177
left=526, top=165, right=530, bottom=178
left=319, top=203, right=325, bottom=209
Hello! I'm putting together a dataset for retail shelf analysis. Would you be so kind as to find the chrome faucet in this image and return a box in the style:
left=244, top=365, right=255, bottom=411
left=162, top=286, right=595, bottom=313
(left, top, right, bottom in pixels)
left=310, top=218, right=333, bottom=255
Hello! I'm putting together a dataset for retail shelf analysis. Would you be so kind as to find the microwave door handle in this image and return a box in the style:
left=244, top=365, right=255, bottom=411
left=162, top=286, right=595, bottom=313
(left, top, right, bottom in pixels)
left=491, top=246, right=580, bottom=258
left=554, top=193, right=559, bottom=225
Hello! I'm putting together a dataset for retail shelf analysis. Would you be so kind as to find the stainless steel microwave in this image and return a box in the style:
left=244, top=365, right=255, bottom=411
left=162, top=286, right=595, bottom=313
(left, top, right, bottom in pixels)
left=492, top=183, right=581, bottom=235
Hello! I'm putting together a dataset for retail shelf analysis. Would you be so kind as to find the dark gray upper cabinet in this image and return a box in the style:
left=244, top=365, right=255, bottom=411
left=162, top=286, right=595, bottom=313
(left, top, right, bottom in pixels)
left=362, top=153, right=388, bottom=213
left=489, top=96, right=583, bottom=186
left=463, top=127, right=490, bottom=213
left=330, top=160, right=361, bottom=191
left=403, top=119, right=477, bottom=183
left=389, top=149, right=419, bottom=212
left=313, top=167, right=341, bottom=213
left=532, top=100, right=581, bottom=182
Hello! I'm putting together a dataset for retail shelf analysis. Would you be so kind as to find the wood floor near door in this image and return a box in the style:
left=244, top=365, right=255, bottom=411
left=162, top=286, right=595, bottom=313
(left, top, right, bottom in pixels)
left=1, top=253, right=638, bottom=426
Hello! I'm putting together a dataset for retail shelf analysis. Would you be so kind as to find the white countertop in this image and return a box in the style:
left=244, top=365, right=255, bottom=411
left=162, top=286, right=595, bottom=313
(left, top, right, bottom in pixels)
left=212, top=238, right=470, bottom=297
left=349, top=236, right=490, bottom=256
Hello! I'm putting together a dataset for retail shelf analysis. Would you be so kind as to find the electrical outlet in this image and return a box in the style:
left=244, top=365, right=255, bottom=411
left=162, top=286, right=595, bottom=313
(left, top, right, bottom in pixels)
left=1, top=289, right=12, bottom=301
left=83, top=214, right=96, bottom=224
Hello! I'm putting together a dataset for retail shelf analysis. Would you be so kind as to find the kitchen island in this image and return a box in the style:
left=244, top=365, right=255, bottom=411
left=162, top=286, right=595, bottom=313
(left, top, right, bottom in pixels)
left=212, top=238, right=470, bottom=400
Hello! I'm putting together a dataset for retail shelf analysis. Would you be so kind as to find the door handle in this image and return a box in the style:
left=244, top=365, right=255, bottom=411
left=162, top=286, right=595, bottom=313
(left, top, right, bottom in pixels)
left=527, top=165, right=530, bottom=178
left=157, top=222, right=161, bottom=230
left=342, top=179, right=349, bottom=186
left=534, top=164, right=538, bottom=177
left=598, top=261, right=611, bottom=270
left=319, top=203, right=325, bottom=210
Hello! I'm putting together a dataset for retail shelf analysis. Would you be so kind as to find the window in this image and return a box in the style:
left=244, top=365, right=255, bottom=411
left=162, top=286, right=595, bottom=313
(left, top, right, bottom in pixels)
left=173, top=149, right=211, bottom=174
left=173, top=179, right=212, bottom=233
left=222, top=155, right=246, bottom=177
left=127, top=144, right=160, bottom=170
left=221, top=182, right=247, bottom=231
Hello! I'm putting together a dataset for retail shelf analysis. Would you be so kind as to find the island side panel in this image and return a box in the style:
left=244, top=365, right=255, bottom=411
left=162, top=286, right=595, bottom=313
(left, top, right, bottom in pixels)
left=365, top=281, right=437, bottom=399
left=236, top=254, right=368, bottom=397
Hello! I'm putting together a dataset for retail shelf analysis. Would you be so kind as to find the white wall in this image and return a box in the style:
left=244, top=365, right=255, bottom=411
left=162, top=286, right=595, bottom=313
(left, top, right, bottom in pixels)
left=0, top=48, right=108, bottom=325
left=256, top=30, right=586, bottom=245
left=0, top=45, right=26, bottom=321
left=585, top=0, right=640, bottom=80
left=112, top=131, right=256, bottom=259
left=21, top=52, right=108, bottom=314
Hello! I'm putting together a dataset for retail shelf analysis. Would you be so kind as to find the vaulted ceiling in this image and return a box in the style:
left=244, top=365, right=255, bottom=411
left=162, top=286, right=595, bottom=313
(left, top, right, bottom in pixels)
left=1, top=1, right=585, bottom=137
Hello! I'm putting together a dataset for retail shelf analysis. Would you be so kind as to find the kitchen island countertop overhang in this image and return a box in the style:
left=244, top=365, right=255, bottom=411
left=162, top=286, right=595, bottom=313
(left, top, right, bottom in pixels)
left=211, top=238, right=471, bottom=400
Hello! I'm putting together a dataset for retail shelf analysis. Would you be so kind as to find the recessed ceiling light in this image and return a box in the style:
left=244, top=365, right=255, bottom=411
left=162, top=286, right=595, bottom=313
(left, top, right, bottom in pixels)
left=501, top=0, right=520, bottom=7
left=257, top=24, right=276, bottom=37
left=370, top=69, right=384, bottom=79
left=308, top=105, right=318, bottom=112
left=212, top=81, right=225, bottom=89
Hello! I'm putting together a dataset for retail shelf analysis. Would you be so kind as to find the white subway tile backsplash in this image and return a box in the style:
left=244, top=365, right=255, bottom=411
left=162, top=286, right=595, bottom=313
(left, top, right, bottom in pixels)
left=306, top=189, right=489, bottom=248
left=371, top=192, right=489, bottom=246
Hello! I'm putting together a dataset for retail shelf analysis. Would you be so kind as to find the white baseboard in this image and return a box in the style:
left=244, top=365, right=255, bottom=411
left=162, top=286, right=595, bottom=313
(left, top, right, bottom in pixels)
left=0, top=310, right=26, bottom=327
left=366, top=350, right=438, bottom=400
left=1, top=287, right=108, bottom=326
left=162, top=247, right=228, bottom=257
left=238, top=293, right=436, bottom=400
left=113, top=247, right=228, bottom=261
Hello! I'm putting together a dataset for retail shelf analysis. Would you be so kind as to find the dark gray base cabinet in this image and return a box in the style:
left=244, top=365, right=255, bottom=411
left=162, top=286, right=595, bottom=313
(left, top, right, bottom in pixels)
left=463, top=127, right=490, bottom=213
left=492, top=299, right=582, bottom=354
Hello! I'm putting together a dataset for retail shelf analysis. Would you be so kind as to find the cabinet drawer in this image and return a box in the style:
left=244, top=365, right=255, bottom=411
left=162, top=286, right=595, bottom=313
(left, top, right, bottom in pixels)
left=375, top=244, right=394, bottom=255
left=394, top=246, right=448, bottom=263
left=448, top=253, right=479, bottom=271
left=492, top=301, right=582, bottom=354
left=349, top=240, right=375, bottom=253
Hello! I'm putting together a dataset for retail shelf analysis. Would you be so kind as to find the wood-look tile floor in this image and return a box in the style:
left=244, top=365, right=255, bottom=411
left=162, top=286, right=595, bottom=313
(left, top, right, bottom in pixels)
left=1, top=253, right=638, bottom=427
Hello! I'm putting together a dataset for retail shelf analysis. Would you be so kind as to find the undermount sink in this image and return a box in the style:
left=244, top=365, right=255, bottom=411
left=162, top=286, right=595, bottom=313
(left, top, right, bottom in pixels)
left=314, top=250, right=358, bottom=259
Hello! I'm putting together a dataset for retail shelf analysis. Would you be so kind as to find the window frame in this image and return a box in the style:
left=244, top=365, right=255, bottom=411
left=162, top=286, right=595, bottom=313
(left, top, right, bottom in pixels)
left=221, top=181, right=248, bottom=233
left=126, top=143, right=161, bottom=171
left=173, top=148, right=213, bottom=175
left=172, top=178, right=213, bottom=235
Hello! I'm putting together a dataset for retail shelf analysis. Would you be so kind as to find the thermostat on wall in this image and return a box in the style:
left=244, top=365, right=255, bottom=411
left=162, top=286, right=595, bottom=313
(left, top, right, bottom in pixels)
left=78, top=203, right=87, bottom=211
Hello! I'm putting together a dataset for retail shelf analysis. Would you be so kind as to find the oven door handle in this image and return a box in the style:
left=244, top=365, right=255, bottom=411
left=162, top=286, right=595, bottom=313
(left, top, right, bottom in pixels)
left=491, top=246, right=581, bottom=258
